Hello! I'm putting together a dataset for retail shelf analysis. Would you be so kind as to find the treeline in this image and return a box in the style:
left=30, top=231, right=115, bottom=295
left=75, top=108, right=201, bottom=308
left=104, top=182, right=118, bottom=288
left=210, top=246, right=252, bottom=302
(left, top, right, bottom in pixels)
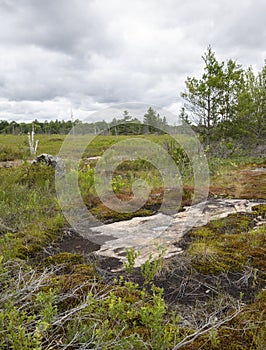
left=0, top=119, right=75, bottom=135
left=180, top=46, right=266, bottom=154
left=75, top=108, right=169, bottom=135
left=1, top=47, right=265, bottom=156
left=0, top=108, right=169, bottom=135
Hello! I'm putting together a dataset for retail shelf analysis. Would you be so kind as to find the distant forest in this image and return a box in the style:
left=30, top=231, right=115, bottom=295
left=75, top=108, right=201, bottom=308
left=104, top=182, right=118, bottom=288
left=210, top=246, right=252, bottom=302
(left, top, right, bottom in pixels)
left=0, top=108, right=169, bottom=136
left=1, top=47, right=265, bottom=156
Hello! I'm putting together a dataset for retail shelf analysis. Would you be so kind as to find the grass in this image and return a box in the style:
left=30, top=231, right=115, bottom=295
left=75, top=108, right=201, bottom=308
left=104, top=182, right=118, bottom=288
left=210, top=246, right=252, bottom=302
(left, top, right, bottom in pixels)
left=0, top=133, right=191, bottom=156
left=0, top=165, right=64, bottom=260
left=0, top=134, right=265, bottom=349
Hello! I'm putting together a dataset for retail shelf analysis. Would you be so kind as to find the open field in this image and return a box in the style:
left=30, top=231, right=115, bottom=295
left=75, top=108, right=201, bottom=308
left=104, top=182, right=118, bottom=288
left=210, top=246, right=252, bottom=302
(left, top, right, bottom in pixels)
left=0, top=134, right=265, bottom=349
left=0, top=133, right=194, bottom=159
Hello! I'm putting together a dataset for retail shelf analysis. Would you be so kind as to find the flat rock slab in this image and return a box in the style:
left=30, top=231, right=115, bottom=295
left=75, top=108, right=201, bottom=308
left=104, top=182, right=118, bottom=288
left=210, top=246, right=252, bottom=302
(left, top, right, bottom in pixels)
left=89, top=199, right=263, bottom=268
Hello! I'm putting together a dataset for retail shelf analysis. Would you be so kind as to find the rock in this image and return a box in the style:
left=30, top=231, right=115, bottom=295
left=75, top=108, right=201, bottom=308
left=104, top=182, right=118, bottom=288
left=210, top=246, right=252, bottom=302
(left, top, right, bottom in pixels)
left=84, top=199, right=265, bottom=269
left=31, top=153, right=59, bottom=167
left=84, top=156, right=101, bottom=163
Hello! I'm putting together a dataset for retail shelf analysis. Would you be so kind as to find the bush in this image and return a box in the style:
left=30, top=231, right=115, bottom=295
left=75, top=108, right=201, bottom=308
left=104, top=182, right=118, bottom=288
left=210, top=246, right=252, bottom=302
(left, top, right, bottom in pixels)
left=0, top=145, right=23, bottom=161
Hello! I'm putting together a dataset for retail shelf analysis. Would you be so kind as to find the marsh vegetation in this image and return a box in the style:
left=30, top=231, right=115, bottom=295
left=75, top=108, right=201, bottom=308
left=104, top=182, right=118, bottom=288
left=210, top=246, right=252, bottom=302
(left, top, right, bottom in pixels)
left=0, top=47, right=265, bottom=349
left=0, top=132, right=265, bottom=349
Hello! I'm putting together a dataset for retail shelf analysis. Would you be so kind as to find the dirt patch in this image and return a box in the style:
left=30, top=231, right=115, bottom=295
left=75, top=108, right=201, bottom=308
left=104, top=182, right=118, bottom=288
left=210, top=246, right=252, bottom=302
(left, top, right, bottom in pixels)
left=0, top=160, right=24, bottom=168
left=52, top=229, right=100, bottom=255
left=237, top=167, right=266, bottom=198
left=40, top=229, right=124, bottom=273
left=210, top=164, right=266, bottom=199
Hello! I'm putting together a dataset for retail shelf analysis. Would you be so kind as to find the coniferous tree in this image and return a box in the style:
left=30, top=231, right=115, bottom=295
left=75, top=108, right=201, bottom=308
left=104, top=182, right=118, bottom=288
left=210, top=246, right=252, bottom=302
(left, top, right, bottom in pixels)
left=181, top=46, right=224, bottom=145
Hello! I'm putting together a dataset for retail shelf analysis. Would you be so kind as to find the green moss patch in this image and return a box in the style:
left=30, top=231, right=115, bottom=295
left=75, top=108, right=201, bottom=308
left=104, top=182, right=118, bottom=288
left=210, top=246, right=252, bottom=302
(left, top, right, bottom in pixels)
left=90, top=204, right=155, bottom=223
left=186, top=205, right=266, bottom=276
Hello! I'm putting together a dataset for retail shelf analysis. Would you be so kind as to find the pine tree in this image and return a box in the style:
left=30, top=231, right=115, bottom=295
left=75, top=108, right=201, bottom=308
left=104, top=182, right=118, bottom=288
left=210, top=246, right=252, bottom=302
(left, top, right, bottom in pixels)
left=181, top=46, right=224, bottom=145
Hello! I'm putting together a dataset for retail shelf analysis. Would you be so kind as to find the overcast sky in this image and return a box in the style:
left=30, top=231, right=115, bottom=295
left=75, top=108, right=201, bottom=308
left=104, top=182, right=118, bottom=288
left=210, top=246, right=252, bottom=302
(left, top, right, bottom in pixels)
left=0, top=0, right=265, bottom=123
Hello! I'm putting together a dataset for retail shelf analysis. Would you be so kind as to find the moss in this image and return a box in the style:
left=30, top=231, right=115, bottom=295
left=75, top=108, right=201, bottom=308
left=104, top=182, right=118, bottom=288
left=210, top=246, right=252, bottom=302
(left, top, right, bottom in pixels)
left=46, top=276, right=106, bottom=311
left=188, top=240, right=226, bottom=274
left=123, top=325, right=150, bottom=338
left=222, top=232, right=266, bottom=277
left=190, top=229, right=265, bottom=275
left=0, top=145, right=24, bottom=161
left=252, top=204, right=266, bottom=216
left=16, top=222, right=64, bottom=260
left=42, top=254, right=100, bottom=297
left=48, top=274, right=97, bottom=292
left=43, top=252, right=86, bottom=267
left=41, top=259, right=103, bottom=310
left=90, top=205, right=154, bottom=223
left=189, top=213, right=255, bottom=243
left=182, top=186, right=194, bottom=206
left=189, top=246, right=245, bottom=274
left=209, top=213, right=254, bottom=235
left=210, top=162, right=266, bottom=199
left=19, top=164, right=55, bottom=190
left=70, top=263, right=97, bottom=277
left=187, top=209, right=266, bottom=275
left=0, top=166, right=65, bottom=262
left=112, top=286, right=142, bottom=303
left=189, top=227, right=215, bottom=239
left=85, top=184, right=186, bottom=223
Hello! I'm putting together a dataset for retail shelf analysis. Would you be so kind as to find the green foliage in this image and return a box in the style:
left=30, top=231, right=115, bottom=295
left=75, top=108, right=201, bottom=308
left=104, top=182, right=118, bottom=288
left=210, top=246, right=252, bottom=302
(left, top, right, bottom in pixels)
left=0, top=254, right=181, bottom=349
left=0, top=133, right=265, bottom=349
left=0, top=260, right=58, bottom=350
left=1, top=246, right=264, bottom=349
left=78, top=164, right=95, bottom=195
left=181, top=45, right=225, bottom=145
left=181, top=46, right=266, bottom=154
left=0, top=119, right=74, bottom=135
left=66, top=275, right=178, bottom=349
left=140, top=248, right=166, bottom=285
left=44, top=252, right=86, bottom=267
left=143, top=107, right=168, bottom=133
left=0, top=110, right=167, bottom=137
left=0, top=302, right=42, bottom=350
left=123, top=247, right=140, bottom=274
left=0, top=144, right=24, bottom=161
left=0, top=166, right=64, bottom=260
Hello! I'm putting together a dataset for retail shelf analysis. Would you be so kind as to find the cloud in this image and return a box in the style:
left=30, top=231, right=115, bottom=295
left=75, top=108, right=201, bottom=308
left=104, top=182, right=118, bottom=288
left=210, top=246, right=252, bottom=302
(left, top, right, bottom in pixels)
left=0, top=0, right=265, bottom=123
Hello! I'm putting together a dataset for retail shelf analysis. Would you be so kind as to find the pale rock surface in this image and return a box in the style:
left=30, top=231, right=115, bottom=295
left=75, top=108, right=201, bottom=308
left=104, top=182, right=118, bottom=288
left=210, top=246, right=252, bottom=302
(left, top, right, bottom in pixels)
left=89, top=199, right=263, bottom=267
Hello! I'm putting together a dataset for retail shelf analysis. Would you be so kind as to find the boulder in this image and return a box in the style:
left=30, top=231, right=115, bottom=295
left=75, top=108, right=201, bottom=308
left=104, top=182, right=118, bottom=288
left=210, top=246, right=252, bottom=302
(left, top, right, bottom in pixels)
left=31, top=153, right=59, bottom=167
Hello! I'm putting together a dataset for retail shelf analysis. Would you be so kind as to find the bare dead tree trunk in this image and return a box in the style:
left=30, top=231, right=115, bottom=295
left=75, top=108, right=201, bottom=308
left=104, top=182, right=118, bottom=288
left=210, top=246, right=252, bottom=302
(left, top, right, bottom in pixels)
left=28, top=122, right=39, bottom=156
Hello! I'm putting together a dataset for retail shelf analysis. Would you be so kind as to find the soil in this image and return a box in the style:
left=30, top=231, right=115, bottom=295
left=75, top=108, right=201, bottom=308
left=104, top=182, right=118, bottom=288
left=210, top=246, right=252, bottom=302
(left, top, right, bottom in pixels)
left=210, top=164, right=266, bottom=199
left=0, top=160, right=25, bottom=168
left=39, top=228, right=124, bottom=272
left=54, top=229, right=101, bottom=255
left=46, top=228, right=100, bottom=255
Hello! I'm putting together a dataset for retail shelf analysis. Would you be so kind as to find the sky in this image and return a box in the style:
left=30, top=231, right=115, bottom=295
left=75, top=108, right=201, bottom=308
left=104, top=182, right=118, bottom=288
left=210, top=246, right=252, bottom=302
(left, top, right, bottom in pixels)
left=0, top=0, right=265, bottom=123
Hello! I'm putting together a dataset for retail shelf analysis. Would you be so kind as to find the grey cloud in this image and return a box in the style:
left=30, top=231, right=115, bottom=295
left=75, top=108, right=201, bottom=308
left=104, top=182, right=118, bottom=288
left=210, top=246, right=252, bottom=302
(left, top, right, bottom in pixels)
left=211, top=0, right=266, bottom=50
left=0, top=0, right=119, bottom=56
left=0, top=0, right=265, bottom=122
